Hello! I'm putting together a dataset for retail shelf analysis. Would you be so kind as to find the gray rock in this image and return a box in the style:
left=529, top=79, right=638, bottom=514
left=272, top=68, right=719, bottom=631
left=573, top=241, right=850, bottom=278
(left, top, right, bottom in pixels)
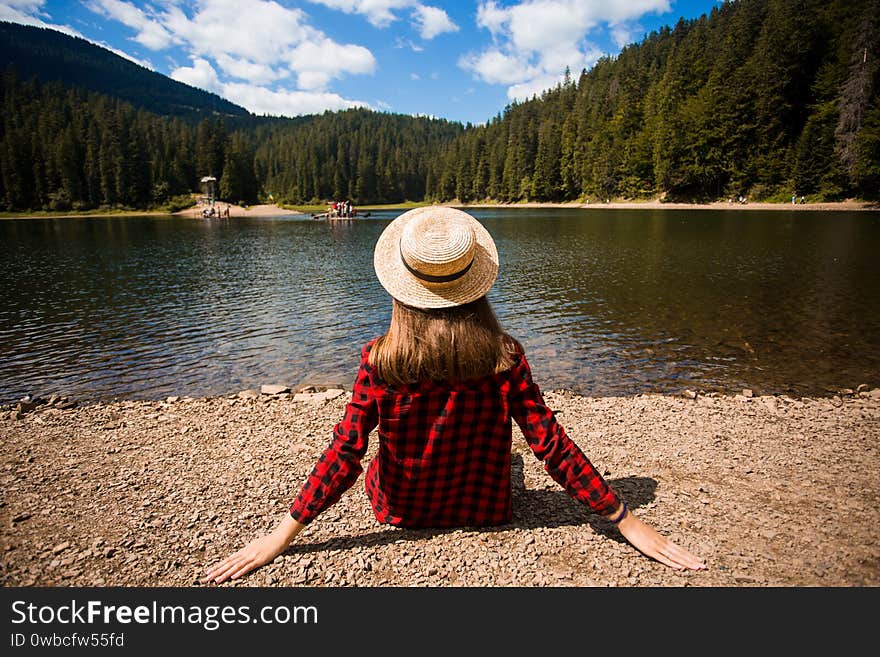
left=237, top=389, right=260, bottom=399
left=261, top=384, right=291, bottom=395
left=293, top=391, right=323, bottom=403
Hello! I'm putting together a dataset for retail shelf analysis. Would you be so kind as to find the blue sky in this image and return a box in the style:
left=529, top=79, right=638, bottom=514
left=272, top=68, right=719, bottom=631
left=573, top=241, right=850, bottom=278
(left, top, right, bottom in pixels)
left=2, top=1, right=722, bottom=124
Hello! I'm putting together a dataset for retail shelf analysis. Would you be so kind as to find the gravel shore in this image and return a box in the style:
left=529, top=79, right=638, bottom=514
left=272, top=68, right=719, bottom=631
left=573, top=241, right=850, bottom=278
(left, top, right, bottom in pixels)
left=2, top=387, right=878, bottom=587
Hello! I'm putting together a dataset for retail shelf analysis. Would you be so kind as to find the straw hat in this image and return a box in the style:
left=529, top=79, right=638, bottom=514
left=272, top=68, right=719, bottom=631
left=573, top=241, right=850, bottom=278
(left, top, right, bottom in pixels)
left=373, top=206, right=499, bottom=309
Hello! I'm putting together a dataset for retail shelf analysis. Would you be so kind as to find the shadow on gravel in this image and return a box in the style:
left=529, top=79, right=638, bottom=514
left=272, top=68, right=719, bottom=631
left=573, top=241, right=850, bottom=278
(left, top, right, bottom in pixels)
left=285, top=454, right=657, bottom=555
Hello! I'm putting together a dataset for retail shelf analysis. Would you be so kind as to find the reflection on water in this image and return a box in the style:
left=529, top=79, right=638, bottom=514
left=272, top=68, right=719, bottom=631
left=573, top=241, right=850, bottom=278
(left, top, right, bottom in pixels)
left=1, top=208, right=878, bottom=402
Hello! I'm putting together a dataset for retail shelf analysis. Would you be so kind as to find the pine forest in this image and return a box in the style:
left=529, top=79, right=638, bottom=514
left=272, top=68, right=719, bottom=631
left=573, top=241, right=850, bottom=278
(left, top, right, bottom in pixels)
left=1, top=0, right=878, bottom=213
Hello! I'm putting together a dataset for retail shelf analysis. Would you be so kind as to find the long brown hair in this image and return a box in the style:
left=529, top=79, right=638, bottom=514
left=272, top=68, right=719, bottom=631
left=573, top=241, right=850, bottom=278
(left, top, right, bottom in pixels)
left=369, top=296, right=519, bottom=385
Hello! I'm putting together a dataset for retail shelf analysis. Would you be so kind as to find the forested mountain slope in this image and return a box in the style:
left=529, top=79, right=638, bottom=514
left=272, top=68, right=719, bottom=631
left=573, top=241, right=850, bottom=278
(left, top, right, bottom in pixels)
left=1, top=0, right=877, bottom=212
left=0, top=21, right=247, bottom=118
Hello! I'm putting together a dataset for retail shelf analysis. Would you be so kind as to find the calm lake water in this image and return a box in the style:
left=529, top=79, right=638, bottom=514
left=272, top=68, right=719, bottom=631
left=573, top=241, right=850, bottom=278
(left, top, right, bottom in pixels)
left=1, top=208, right=879, bottom=403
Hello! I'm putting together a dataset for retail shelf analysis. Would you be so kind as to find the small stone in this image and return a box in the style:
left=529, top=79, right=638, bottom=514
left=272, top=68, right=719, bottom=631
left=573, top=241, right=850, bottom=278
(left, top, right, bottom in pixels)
left=868, top=389, right=880, bottom=400
left=237, top=389, right=260, bottom=399
left=261, top=384, right=291, bottom=395
left=52, top=541, right=71, bottom=554
left=742, top=389, right=753, bottom=398
left=166, top=396, right=180, bottom=403
left=12, top=513, right=31, bottom=523
left=681, top=390, right=697, bottom=400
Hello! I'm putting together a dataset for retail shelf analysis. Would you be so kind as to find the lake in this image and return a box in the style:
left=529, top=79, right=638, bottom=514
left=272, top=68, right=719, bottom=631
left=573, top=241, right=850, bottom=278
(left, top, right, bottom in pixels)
left=1, top=208, right=879, bottom=403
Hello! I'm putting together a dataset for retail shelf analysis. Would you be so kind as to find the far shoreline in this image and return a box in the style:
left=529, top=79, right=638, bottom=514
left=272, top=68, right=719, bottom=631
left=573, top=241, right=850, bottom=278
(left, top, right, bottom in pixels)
left=455, top=199, right=880, bottom=212
left=2, top=199, right=878, bottom=220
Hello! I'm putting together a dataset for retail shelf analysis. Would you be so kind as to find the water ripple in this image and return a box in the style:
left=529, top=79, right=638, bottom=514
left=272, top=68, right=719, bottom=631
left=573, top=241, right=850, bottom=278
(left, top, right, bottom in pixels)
left=2, top=210, right=879, bottom=402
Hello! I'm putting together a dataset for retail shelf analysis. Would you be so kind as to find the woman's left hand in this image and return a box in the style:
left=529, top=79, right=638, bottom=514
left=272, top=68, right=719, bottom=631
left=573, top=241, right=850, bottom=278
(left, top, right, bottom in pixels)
left=616, top=510, right=707, bottom=571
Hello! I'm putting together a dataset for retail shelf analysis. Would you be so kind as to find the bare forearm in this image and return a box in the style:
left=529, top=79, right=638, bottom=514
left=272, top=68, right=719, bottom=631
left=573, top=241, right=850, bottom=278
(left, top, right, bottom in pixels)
left=277, top=513, right=306, bottom=543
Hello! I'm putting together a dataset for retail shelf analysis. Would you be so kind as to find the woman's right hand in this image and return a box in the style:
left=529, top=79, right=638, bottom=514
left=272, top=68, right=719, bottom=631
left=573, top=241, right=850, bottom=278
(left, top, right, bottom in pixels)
left=204, top=514, right=305, bottom=584
left=615, top=510, right=707, bottom=571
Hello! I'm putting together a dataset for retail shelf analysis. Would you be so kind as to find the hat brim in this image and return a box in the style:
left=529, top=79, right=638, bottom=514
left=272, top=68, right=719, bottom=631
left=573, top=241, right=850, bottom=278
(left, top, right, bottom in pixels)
left=373, top=206, right=499, bottom=309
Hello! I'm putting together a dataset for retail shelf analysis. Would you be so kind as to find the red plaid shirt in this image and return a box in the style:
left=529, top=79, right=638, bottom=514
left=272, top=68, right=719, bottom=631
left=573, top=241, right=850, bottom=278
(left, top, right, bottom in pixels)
left=289, top=340, right=620, bottom=528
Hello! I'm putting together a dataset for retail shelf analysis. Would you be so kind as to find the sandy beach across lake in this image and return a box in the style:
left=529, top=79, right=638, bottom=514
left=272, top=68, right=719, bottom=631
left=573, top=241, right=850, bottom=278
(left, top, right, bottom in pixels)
left=2, top=385, right=878, bottom=588
left=174, top=203, right=303, bottom=218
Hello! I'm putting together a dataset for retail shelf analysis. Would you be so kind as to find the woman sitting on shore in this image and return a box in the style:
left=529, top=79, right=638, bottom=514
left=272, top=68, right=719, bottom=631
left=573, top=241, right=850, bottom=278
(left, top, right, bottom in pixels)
left=205, top=207, right=706, bottom=583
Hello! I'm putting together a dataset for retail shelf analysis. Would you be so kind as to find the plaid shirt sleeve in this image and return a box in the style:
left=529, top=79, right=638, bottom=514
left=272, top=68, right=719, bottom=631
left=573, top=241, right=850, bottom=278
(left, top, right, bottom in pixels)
left=289, top=344, right=378, bottom=524
left=509, top=350, right=621, bottom=516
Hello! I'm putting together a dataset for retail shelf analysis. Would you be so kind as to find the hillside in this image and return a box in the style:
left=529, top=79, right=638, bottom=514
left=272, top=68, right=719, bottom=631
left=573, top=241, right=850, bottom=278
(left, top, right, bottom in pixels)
left=0, top=21, right=248, bottom=118
left=1, top=0, right=878, bottom=212
left=425, top=0, right=880, bottom=203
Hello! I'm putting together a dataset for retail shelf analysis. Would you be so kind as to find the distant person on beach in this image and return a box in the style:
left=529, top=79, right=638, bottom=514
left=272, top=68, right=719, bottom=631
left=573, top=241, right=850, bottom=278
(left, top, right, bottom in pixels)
left=205, top=207, right=706, bottom=583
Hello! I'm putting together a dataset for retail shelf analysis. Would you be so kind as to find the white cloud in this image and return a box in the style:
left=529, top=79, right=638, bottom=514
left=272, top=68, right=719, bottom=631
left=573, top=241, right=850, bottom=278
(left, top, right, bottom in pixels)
left=410, top=72, right=420, bottom=80
left=170, top=57, right=222, bottom=93
left=170, top=56, right=372, bottom=117
left=79, top=0, right=378, bottom=115
left=610, top=22, right=643, bottom=48
left=87, top=0, right=172, bottom=49
left=287, top=38, right=375, bottom=90
left=78, top=0, right=378, bottom=98
left=475, top=0, right=506, bottom=38
left=161, top=1, right=316, bottom=65
left=507, top=74, right=564, bottom=100
left=309, top=0, right=456, bottom=39
left=394, top=36, right=424, bottom=52
left=308, top=0, right=412, bottom=28
left=412, top=5, right=458, bottom=39
left=1, top=0, right=46, bottom=14
left=214, top=54, right=280, bottom=85
left=459, top=49, right=537, bottom=86
left=219, top=82, right=370, bottom=116
left=463, top=0, right=670, bottom=100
